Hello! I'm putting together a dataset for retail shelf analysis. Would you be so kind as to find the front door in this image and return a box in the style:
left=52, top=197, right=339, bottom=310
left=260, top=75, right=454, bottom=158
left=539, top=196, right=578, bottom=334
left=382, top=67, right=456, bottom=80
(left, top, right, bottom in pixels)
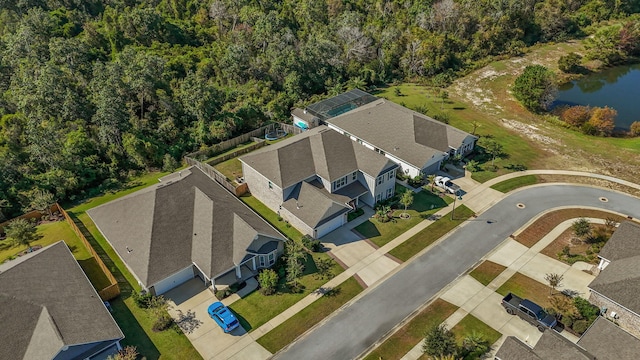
left=259, top=255, right=266, bottom=268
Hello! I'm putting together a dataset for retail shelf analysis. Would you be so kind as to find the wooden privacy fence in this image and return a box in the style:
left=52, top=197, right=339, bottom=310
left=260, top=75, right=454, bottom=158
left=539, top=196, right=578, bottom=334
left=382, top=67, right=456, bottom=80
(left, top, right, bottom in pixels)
left=0, top=204, right=60, bottom=234
left=58, top=204, right=120, bottom=301
left=206, top=138, right=266, bottom=167
left=184, top=157, right=247, bottom=196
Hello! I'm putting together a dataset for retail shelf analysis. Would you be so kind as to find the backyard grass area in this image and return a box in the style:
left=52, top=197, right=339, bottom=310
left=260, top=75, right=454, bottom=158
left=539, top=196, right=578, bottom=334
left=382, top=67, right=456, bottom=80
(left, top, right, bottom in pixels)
left=450, top=314, right=502, bottom=359
left=496, top=272, right=553, bottom=309
left=240, top=194, right=304, bottom=241
left=257, top=277, right=363, bottom=353
left=204, top=140, right=256, bottom=162
left=515, top=209, right=628, bottom=248
left=363, top=299, right=458, bottom=360
left=389, top=205, right=474, bottom=262
left=214, top=157, right=242, bottom=182
left=0, top=220, right=89, bottom=263
left=229, top=251, right=344, bottom=332
left=469, top=261, right=507, bottom=286
left=355, top=186, right=450, bottom=247
left=490, top=175, right=540, bottom=193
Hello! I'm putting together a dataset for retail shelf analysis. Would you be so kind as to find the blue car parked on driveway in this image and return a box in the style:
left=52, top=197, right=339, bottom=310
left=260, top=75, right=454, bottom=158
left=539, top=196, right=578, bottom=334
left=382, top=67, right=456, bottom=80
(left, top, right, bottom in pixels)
left=208, top=302, right=240, bottom=333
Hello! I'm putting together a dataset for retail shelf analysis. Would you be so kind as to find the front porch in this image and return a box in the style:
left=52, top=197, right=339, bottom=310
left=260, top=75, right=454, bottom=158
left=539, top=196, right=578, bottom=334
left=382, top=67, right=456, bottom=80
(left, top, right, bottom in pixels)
left=215, top=264, right=257, bottom=290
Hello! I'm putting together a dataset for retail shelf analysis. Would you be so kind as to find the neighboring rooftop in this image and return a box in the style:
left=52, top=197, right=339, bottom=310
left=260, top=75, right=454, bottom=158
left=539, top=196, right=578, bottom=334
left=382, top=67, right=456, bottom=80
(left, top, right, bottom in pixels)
left=282, top=181, right=352, bottom=228
left=240, top=126, right=398, bottom=189
left=578, top=316, right=640, bottom=360
left=326, top=99, right=475, bottom=168
left=495, top=330, right=595, bottom=360
left=88, top=167, right=285, bottom=287
left=305, top=89, right=378, bottom=120
left=0, top=241, right=123, bottom=360
left=588, top=253, right=640, bottom=315
left=495, top=336, right=541, bottom=360
left=598, top=221, right=640, bottom=261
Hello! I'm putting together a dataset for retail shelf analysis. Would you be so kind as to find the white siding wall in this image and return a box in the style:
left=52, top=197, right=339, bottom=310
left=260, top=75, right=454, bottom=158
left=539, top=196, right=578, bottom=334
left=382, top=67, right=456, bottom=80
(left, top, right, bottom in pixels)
left=315, top=214, right=347, bottom=238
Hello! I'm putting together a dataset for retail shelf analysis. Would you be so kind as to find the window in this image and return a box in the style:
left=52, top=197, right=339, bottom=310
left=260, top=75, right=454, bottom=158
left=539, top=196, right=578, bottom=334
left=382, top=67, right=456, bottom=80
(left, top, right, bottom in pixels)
left=376, top=193, right=382, bottom=202
left=259, top=256, right=266, bottom=267
left=386, top=188, right=393, bottom=199
left=352, top=172, right=357, bottom=181
left=377, top=176, right=383, bottom=185
left=334, top=176, right=347, bottom=190
left=387, top=170, right=394, bottom=180
left=268, top=181, right=273, bottom=190
left=268, top=252, right=275, bottom=265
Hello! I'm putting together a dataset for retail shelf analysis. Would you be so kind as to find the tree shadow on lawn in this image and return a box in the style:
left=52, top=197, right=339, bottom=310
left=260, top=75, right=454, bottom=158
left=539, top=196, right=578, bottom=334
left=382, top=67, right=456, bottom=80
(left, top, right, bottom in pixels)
left=354, top=221, right=381, bottom=238
left=111, top=296, right=161, bottom=360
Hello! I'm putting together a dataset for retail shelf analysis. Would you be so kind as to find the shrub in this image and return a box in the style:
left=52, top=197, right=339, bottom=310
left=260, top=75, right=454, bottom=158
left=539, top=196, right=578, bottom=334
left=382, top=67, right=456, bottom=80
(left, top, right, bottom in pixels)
left=132, top=291, right=153, bottom=308
left=301, top=235, right=322, bottom=252
left=162, top=154, right=179, bottom=172
left=465, top=160, right=480, bottom=172
left=630, top=121, right=640, bottom=136
left=215, top=289, right=231, bottom=300
left=423, top=324, right=458, bottom=358
left=572, top=319, right=589, bottom=334
left=560, top=106, right=592, bottom=127
left=258, top=269, right=279, bottom=295
left=558, top=52, right=583, bottom=73
left=588, top=107, right=616, bottom=136
left=574, top=297, right=599, bottom=322
left=563, top=315, right=574, bottom=328
left=512, top=65, right=557, bottom=112
left=152, top=313, right=174, bottom=332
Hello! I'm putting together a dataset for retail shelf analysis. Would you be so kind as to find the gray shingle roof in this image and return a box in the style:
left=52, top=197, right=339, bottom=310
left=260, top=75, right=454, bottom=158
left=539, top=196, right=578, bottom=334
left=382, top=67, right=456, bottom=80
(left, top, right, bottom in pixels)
left=326, top=99, right=476, bottom=169
left=495, top=331, right=595, bottom=360
left=578, top=316, right=640, bottom=360
left=598, top=221, right=640, bottom=262
left=282, top=181, right=351, bottom=228
left=291, top=108, right=318, bottom=123
left=88, top=167, right=285, bottom=287
left=240, top=126, right=397, bottom=189
left=0, top=242, right=123, bottom=360
left=588, top=254, right=640, bottom=314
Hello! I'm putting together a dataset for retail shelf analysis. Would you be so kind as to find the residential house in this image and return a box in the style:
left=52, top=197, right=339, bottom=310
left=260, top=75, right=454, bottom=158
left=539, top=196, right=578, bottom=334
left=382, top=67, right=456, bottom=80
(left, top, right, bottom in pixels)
left=291, top=89, right=378, bottom=130
left=495, top=317, right=640, bottom=360
left=587, top=221, right=640, bottom=338
left=88, top=167, right=286, bottom=295
left=0, top=241, right=124, bottom=360
left=240, top=126, right=398, bottom=238
left=326, top=99, right=477, bottom=177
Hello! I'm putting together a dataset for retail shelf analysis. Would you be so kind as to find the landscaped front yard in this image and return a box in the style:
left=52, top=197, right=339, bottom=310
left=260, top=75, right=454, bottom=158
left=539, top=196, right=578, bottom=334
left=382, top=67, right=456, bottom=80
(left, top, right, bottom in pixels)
left=257, top=277, right=364, bottom=353
left=355, top=186, right=450, bottom=247
left=363, top=299, right=458, bottom=360
left=496, top=272, right=553, bottom=309
left=229, top=251, right=344, bottom=332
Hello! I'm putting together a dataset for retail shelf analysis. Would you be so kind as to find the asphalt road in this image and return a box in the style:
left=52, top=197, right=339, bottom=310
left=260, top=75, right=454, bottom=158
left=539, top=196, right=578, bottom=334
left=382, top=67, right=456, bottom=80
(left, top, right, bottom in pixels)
left=274, top=185, right=640, bottom=360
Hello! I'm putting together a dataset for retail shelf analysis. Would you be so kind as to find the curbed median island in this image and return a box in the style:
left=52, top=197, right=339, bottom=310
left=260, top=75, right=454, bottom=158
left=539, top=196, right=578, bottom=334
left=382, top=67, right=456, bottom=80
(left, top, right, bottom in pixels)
left=257, top=277, right=364, bottom=353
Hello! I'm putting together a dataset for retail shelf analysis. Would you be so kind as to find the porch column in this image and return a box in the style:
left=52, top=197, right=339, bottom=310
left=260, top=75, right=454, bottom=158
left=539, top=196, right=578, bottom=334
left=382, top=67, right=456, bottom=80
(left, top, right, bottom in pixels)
left=252, top=257, right=257, bottom=271
left=235, top=265, right=242, bottom=278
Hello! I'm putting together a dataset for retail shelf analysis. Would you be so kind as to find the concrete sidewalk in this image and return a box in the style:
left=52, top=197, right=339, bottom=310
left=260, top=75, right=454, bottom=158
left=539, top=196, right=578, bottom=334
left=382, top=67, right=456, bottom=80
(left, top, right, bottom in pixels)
left=397, top=218, right=598, bottom=360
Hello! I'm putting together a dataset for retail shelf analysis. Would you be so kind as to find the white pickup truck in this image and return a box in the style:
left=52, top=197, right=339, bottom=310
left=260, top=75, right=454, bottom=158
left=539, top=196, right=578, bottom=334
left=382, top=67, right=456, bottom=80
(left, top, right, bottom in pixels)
left=434, top=176, right=461, bottom=194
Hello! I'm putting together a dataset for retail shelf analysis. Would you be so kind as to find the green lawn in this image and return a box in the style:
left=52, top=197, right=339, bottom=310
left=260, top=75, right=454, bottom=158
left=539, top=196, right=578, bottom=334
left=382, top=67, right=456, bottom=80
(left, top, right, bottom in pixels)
left=204, top=140, right=256, bottom=162
left=389, top=205, right=475, bottom=262
left=363, top=299, right=458, bottom=360
left=240, top=194, right=304, bottom=241
left=450, top=314, right=502, bottom=360
left=490, top=175, right=540, bottom=193
left=214, top=157, right=243, bottom=181
left=0, top=220, right=90, bottom=262
left=229, top=252, right=343, bottom=332
left=257, top=277, right=363, bottom=353
left=355, top=187, right=450, bottom=247
left=496, top=272, right=553, bottom=309
left=469, top=261, right=507, bottom=287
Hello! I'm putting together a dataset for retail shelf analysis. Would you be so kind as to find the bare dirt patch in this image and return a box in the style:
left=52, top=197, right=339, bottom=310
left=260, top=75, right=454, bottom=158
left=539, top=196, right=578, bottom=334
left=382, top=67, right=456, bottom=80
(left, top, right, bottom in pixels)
left=515, top=209, right=628, bottom=248
left=540, top=227, right=591, bottom=262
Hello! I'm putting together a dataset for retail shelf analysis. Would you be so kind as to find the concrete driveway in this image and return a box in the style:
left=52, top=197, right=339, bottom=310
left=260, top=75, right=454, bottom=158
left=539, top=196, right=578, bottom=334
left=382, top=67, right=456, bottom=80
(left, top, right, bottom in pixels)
left=164, top=279, right=270, bottom=360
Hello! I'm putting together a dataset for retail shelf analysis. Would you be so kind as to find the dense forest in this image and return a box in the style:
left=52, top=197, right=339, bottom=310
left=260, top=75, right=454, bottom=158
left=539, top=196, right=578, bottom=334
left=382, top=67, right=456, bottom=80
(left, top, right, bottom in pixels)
left=1, top=0, right=639, bottom=218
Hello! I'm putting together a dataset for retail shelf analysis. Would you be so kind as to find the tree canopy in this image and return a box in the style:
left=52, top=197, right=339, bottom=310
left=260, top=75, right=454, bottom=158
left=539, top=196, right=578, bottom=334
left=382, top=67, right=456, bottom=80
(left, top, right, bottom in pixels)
left=0, top=0, right=638, bottom=217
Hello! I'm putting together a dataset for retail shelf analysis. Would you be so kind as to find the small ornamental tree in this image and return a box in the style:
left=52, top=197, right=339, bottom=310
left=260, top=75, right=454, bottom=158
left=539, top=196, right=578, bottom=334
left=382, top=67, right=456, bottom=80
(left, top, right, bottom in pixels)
left=400, top=190, right=414, bottom=217
left=513, top=65, right=557, bottom=113
left=427, top=174, right=437, bottom=192
left=572, top=218, right=592, bottom=240
left=588, top=106, right=616, bottom=136
left=258, top=269, right=279, bottom=295
left=545, top=273, right=564, bottom=295
left=423, top=324, right=458, bottom=358
left=107, top=346, right=138, bottom=360
left=4, top=218, right=39, bottom=248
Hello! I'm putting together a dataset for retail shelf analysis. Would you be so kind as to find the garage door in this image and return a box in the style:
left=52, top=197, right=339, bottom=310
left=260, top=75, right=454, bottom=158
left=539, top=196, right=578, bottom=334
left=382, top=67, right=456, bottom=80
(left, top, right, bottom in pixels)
left=315, top=214, right=346, bottom=238
left=151, top=265, right=195, bottom=295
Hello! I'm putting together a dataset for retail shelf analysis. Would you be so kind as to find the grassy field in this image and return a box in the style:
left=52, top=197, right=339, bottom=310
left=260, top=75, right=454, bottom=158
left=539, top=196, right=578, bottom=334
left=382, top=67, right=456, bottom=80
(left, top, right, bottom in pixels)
left=214, top=157, right=243, bottom=181
left=469, top=261, right=507, bottom=287
left=229, top=252, right=344, bottom=332
left=0, top=220, right=89, bottom=262
left=389, top=205, right=474, bottom=262
left=496, top=272, right=553, bottom=309
left=355, top=186, right=450, bottom=247
left=240, top=194, right=304, bottom=241
left=363, top=299, right=458, bottom=360
left=490, top=175, right=540, bottom=193
left=257, top=277, right=364, bottom=354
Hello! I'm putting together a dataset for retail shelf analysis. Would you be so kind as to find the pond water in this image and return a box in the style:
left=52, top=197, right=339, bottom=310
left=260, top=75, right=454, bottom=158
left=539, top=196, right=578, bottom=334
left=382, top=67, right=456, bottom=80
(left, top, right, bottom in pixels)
left=553, top=63, right=640, bottom=130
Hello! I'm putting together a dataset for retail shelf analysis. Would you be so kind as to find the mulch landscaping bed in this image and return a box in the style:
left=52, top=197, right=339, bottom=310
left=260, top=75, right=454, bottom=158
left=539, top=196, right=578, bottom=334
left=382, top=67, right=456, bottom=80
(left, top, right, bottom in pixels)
left=515, top=209, right=628, bottom=248
left=540, top=226, right=592, bottom=263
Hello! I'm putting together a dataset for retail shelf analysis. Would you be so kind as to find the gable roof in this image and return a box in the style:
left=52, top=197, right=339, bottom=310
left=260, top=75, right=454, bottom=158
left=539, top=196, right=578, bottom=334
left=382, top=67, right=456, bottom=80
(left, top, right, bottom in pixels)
left=282, top=181, right=351, bottom=229
left=0, top=242, right=123, bottom=360
left=495, top=331, right=595, bottom=360
left=88, top=167, right=285, bottom=287
left=598, top=221, right=640, bottom=262
left=326, top=99, right=476, bottom=169
left=240, top=126, right=397, bottom=189
left=588, top=254, right=640, bottom=315
left=578, top=316, right=640, bottom=360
